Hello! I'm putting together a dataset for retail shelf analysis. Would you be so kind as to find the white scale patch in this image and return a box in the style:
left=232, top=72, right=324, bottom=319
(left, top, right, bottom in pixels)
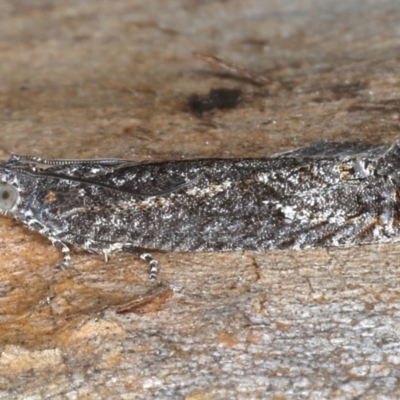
left=279, top=205, right=297, bottom=221
left=257, top=173, right=270, bottom=184
left=186, top=181, right=232, bottom=197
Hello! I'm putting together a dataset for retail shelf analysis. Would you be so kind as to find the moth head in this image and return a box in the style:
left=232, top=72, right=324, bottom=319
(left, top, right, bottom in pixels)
left=0, top=183, right=19, bottom=212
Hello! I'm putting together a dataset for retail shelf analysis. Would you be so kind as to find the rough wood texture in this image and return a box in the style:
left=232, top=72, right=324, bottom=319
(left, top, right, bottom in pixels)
left=1, top=0, right=400, bottom=398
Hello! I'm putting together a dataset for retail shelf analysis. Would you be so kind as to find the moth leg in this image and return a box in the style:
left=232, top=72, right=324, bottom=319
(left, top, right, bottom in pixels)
left=140, top=253, right=159, bottom=282
left=51, top=239, right=71, bottom=270
left=25, top=217, right=71, bottom=270
left=122, top=247, right=159, bottom=282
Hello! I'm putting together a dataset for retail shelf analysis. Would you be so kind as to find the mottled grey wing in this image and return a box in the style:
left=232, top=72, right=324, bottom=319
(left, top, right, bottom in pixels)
left=35, top=160, right=201, bottom=197
left=276, top=141, right=391, bottom=159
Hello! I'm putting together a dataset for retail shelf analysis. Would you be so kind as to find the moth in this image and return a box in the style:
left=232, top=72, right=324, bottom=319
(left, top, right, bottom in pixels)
left=1, top=141, right=399, bottom=281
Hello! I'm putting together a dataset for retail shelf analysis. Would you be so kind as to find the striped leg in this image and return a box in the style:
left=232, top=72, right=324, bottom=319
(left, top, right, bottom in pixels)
left=25, top=217, right=71, bottom=270
left=122, top=247, right=159, bottom=282
left=51, top=238, right=71, bottom=270
left=140, top=253, right=159, bottom=282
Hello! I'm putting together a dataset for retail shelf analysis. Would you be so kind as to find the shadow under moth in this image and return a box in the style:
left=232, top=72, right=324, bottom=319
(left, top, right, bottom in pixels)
left=0, top=141, right=399, bottom=281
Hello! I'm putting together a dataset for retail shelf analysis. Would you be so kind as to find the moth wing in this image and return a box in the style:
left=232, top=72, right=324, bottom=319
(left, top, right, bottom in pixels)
left=274, top=141, right=390, bottom=160
left=42, top=160, right=201, bottom=197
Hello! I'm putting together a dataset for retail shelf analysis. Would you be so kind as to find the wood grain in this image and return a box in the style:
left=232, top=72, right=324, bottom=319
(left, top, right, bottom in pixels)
left=0, top=0, right=400, bottom=398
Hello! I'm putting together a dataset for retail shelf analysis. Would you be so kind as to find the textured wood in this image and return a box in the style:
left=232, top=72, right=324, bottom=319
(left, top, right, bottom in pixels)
left=1, top=0, right=400, bottom=398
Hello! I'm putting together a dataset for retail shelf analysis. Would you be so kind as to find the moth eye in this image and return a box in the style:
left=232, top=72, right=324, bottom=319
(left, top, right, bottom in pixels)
left=0, top=184, right=19, bottom=211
